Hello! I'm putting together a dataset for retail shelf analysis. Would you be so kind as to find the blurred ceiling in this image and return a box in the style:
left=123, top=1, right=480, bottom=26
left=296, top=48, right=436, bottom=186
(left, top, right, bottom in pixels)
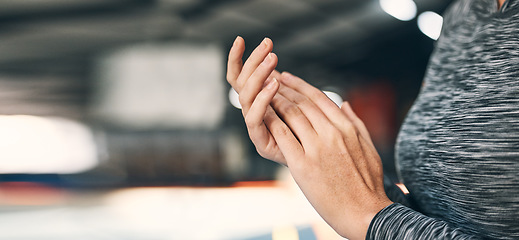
left=0, top=0, right=452, bottom=119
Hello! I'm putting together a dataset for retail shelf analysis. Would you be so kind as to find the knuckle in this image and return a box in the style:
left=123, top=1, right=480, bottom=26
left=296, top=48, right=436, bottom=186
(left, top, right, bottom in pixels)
left=271, top=125, right=291, bottom=137
left=226, top=72, right=234, bottom=82
left=292, top=94, right=308, bottom=106
left=310, top=88, right=326, bottom=100
left=282, top=103, right=300, bottom=116
left=238, top=94, right=250, bottom=105
left=343, top=121, right=357, bottom=135
left=244, top=114, right=254, bottom=126
left=327, top=129, right=344, bottom=143
left=306, top=147, right=322, bottom=160
left=244, top=113, right=262, bottom=129
left=350, top=112, right=362, bottom=122
left=256, top=149, right=269, bottom=159
left=356, top=119, right=368, bottom=131
left=236, top=82, right=244, bottom=92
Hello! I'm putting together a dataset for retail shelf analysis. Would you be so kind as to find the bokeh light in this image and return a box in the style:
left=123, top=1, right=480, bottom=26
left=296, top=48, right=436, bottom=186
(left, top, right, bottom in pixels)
left=0, top=115, right=98, bottom=174
left=418, top=11, right=443, bottom=40
left=379, top=0, right=417, bottom=21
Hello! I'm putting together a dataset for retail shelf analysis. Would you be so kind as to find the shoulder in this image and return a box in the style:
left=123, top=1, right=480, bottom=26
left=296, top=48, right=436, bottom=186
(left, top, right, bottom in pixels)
left=441, top=0, right=473, bottom=29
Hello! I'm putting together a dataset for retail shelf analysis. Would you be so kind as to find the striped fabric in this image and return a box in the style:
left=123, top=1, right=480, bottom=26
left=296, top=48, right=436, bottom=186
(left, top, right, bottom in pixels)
left=367, top=0, right=519, bottom=239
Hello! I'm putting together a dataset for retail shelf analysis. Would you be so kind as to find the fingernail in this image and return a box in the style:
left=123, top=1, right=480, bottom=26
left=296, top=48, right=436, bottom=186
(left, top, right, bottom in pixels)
left=263, top=53, right=273, bottom=64
left=267, top=78, right=278, bottom=89
left=262, top=37, right=269, bottom=47
left=233, top=36, right=240, bottom=46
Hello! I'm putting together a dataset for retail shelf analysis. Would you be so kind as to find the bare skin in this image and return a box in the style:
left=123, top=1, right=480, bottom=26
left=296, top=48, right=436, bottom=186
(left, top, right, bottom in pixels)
left=226, top=37, right=288, bottom=165
left=227, top=37, right=393, bottom=240
left=498, top=0, right=506, bottom=9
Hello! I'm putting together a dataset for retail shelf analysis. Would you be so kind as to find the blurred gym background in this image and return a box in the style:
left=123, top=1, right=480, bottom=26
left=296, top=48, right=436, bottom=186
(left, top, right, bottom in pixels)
left=0, top=0, right=449, bottom=239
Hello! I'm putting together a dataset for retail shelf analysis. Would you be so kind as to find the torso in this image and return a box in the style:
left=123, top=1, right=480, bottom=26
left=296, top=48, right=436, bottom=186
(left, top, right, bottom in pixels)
left=395, top=0, right=519, bottom=238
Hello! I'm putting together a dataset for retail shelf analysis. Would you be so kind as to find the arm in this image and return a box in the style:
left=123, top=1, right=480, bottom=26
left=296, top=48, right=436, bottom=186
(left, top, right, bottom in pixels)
left=276, top=72, right=482, bottom=240
left=367, top=203, right=479, bottom=239
left=227, top=37, right=482, bottom=240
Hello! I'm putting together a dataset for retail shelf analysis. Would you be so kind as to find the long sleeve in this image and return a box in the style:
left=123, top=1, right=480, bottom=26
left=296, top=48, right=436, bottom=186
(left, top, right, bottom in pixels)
left=375, top=179, right=480, bottom=239
left=366, top=203, right=479, bottom=240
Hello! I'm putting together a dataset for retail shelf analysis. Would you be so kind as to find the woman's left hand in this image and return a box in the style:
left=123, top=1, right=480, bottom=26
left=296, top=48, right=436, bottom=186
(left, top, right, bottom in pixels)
left=269, top=72, right=393, bottom=240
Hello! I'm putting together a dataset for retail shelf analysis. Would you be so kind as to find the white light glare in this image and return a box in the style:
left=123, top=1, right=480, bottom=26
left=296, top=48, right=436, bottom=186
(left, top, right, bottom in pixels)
left=379, top=0, right=417, bottom=21
left=323, top=91, right=343, bottom=107
left=229, top=88, right=242, bottom=109
left=418, top=11, right=443, bottom=40
left=230, top=88, right=343, bottom=109
left=0, top=115, right=98, bottom=174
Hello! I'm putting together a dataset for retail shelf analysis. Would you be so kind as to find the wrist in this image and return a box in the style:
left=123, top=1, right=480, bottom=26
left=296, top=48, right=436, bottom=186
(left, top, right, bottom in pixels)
left=335, top=197, right=393, bottom=240
left=360, top=198, right=394, bottom=240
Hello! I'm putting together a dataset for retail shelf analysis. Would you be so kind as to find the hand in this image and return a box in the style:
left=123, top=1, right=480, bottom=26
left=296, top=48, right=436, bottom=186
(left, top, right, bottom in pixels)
left=270, top=72, right=393, bottom=240
left=227, top=37, right=392, bottom=239
left=226, top=36, right=292, bottom=165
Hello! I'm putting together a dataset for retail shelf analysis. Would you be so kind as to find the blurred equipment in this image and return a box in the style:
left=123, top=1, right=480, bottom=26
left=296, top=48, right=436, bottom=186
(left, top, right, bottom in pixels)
left=92, top=43, right=225, bottom=130
left=83, top=43, right=249, bottom=186
left=91, top=129, right=249, bottom=186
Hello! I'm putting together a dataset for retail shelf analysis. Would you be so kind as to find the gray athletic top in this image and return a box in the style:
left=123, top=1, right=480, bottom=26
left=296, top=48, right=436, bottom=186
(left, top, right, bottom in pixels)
left=366, top=0, right=519, bottom=239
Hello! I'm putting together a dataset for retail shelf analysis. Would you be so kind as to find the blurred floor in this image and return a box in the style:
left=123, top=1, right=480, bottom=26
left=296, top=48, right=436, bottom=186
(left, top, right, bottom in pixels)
left=0, top=169, right=344, bottom=240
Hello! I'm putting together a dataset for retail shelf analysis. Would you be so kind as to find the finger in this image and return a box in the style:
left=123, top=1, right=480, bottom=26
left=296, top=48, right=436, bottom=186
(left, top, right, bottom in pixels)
left=340, top=102, right=380, bottom=190
left=240, top=53, right=278, bottom=115
left=263, top=107, right=304, bottom=166
left=279, top=72, right=360, bottom=149
left=358, top=135, right=383, bottom=191
left=261, top=70, right=282, bottom=89
left=236, top=38, right=273, bottom=91
left=278, top=72, right=375, bottom=187
left=246, top=78, right=303, bottom=165
left=227, top=36, right=245, bottom=90
left=270, top=92, right=317, bottom=151
left=269, top=69, right=282, bottom=80
left=244, top=78, right=286, bottom=165
left=245, top=78, right=279, bottom=133
left=277, top=83, right=335, bottom=136
left=340, top=101, right=376, bottom=149
left=280, top=72, right=346, bottom=124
